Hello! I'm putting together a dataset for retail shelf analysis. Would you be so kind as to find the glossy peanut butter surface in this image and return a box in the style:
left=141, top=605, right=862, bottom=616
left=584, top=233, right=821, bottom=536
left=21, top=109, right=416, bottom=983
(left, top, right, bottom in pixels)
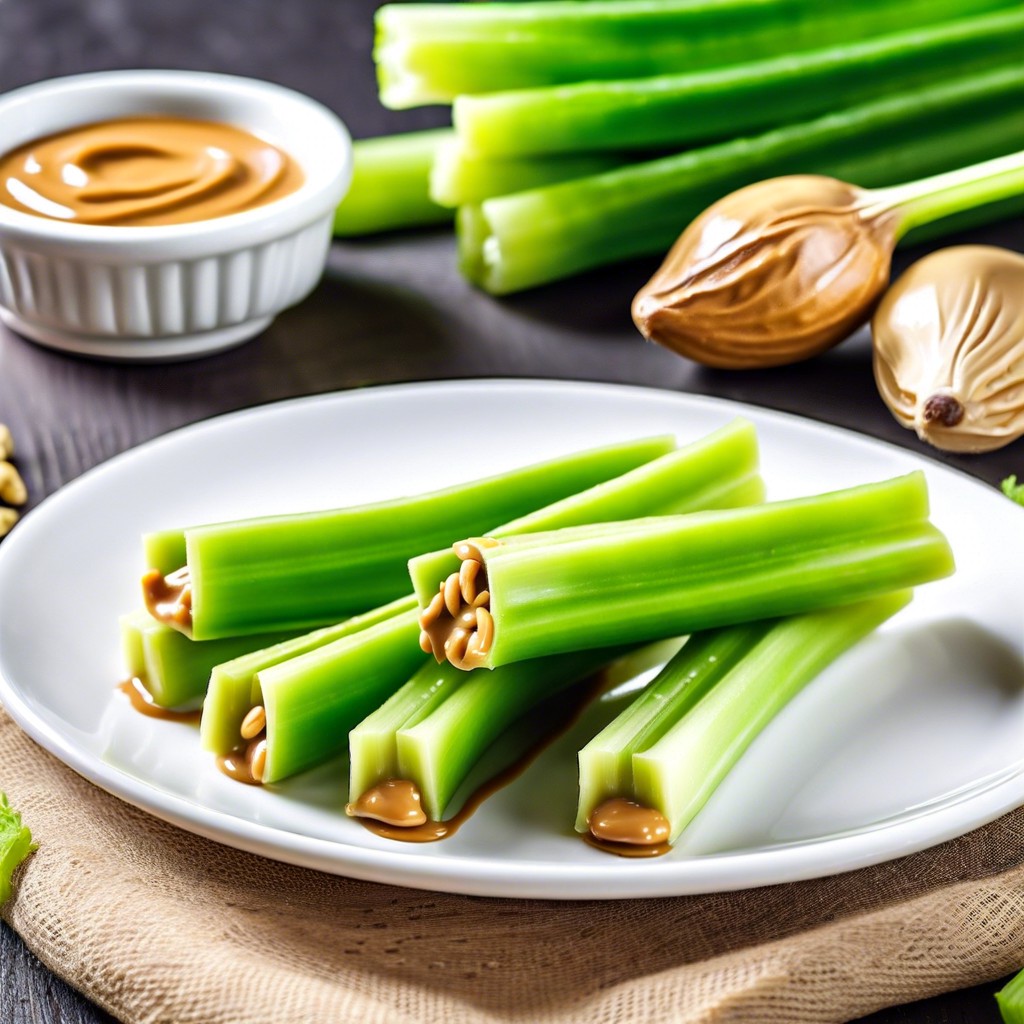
left=0, top=115, right=303, bottom=226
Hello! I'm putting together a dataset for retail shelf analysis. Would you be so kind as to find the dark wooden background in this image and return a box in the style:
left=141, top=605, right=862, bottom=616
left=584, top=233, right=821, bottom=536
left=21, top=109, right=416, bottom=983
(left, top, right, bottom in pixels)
left=0, top=0, right=1020, bottom=1021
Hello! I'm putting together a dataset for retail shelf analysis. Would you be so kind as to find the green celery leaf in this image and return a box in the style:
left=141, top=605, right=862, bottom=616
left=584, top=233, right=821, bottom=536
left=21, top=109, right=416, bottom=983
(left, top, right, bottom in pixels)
left=0, top=792, right=36, bottom=905
left=1002, top=476, right=1024, bottom=507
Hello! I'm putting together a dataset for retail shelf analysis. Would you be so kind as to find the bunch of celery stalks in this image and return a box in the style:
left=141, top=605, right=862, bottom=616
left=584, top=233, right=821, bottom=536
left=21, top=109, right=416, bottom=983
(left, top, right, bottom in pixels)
left=126, top=421, right=955, bottom=853
left=332, top=0, right=1024, bottom=294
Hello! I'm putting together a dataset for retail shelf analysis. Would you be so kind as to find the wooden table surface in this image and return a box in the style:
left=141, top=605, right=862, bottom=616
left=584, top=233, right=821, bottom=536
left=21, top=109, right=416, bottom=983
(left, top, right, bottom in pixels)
left=0, top=1, right=1020, bottom=1021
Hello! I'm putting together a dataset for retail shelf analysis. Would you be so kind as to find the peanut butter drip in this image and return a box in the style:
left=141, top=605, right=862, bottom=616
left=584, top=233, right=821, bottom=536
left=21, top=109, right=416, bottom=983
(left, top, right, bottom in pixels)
left=418, top=538, right=499, bottom=670
left=633, top=175, right=899, bottom=369
left=116, top=678, right=201, bottom=725
left=0, top=116, right=304, bottom=227
left=346, top=779, right=428, bottom=827
left=142, top=566, right=193, bottom=635
left=587, top=798, right=672, bottom=858
left=873, top=245, right=1024, bottom=453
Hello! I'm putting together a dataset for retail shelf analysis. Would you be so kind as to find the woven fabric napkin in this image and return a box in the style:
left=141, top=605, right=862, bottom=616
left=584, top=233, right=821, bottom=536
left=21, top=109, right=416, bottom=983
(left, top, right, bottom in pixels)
left=3, top=708, right=1024, bottom=1024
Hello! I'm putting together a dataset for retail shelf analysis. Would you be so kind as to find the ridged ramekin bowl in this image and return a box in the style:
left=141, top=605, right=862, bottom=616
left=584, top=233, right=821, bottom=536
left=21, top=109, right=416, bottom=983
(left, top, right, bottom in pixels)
left=0, top=70, right=352, bottom=360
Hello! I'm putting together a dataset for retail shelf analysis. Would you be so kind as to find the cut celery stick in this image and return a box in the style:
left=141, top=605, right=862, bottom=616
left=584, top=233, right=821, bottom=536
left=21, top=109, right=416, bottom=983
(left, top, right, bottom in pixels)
left=429, top=136, right=627, bottom=207
left=630, top=591, right=912, bottom=842
left=260, top=609, right=425, bottom=783
left=120, top=610, right=299, bottom=710
left=333, top=129, right=452, bottom=236
left=147, top=434, right=673, bottom=639
left=415, top=472, right=953, bottom=670
left=410, top=417, right=763, bottom=605
left=997, top=970, right=1024, bottom=1024
left=200, top=595, right=417, bottom=756
left=396, top=649, right=618, bottom=820
left=143, top=529, right=187, bottom=577
left=458, top=65, right=1024, bottom=293
left=376, top=0, right=1012, bottom=107
left=453, top=9, right=1024, bottom=157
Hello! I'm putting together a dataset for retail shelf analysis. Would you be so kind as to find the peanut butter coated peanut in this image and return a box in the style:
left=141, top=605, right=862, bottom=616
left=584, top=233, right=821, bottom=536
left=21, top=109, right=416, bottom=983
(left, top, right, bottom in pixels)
left=633, top=175, right=899, bottom=369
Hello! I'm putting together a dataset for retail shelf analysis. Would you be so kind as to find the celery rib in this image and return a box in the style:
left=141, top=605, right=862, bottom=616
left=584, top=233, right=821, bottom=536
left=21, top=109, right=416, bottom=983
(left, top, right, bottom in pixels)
left=458, top=65, right=1024, bottom=293
left=578, top=591, right=912, bottom=842
left=416, top=473, right=954, bottom=670
left=453, top=9, right=1024, bottom=157
left=375, top=0, right=1012, bottom=107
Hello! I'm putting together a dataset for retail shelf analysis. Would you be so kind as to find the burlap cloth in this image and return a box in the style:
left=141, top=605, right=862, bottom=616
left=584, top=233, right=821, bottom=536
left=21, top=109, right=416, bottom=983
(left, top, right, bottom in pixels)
left=3, top=708, right=1024, bottom=1024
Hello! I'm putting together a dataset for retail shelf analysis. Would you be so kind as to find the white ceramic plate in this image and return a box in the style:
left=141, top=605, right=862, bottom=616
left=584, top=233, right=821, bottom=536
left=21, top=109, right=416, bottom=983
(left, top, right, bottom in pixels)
left=0, top=381, right=1020, bottom=899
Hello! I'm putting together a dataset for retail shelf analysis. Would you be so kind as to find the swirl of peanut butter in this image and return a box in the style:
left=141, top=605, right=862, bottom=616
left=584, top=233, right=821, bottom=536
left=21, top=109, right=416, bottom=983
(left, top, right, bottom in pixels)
left=632, top=176, right=899, bottom=369
left=0, top=116, right=303, bottom=227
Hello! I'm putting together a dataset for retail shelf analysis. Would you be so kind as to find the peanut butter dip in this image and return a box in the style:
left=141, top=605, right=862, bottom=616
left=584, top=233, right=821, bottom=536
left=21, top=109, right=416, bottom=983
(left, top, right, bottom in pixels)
left=0, top=116, right=303, bottom=226
left=633, top=175, right=899, bottom=369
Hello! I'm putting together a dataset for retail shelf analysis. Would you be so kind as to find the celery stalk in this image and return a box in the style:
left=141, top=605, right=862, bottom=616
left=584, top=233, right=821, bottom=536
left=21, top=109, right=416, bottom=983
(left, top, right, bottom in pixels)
left=458, top=65, right=1024, bottom=293
left=0, top=793, right=35, bottom=906
left=578, top=591, right=912, bottom=842
left=410, top=417, right=763, bottom=605
left=376, top=0, right=1012, bottom=107
left=200, top=596, right=417, bottom=757
left=349, top=648, right=619, bottom=820
left=416, top=473, right=954, bottom=670
left=120, top=610, right=298, bottom=710
left=333, top=129, right=452, bottom=236
left=149, top=435, right=673, bottom=639
left=453, top=9, right=1024, bottom=157
left=997, top=971, right=1024, bottom=1024
left=430, top=136, right=627, bottom=208
left=260, top=609, right=425, bottom=783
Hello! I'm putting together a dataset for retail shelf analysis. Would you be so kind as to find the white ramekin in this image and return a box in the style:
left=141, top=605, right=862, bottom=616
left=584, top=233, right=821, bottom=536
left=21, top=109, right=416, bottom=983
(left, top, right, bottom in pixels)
left=0, top=70, right=352, bottom=360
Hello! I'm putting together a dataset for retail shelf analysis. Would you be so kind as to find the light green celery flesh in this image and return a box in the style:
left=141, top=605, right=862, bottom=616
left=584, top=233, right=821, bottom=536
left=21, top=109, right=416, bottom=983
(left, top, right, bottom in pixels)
left=459, top=65, right=1024, bottom=293
left=471, top=473, right=953, bottom=667
left=348, top=659, right=477, bottom=807
left=178, top=435, right=671, bottom=638
left=333, top=129, right=452, bottom=236
left=453, top=9, right=1024, bottom=156
left=409, top=417, right=762, bottom=604
left=397, top=649, right=617, bottom=821
left=119, top=609, right=298, bottom=710
left=375, top=0, right=1012, bottom=107
left=142, top=529, right=187, bottom=577
left=200, top=596, right=416, bottom=755
left=631, top=592, right=913, bottom=842
left=429, top=137, right=627, bottom=207
left=576, top=625, right=769, bottom=832
left=260, top=610, right=425, bottom=783
left=997, top=970, right=1024, bottom=1024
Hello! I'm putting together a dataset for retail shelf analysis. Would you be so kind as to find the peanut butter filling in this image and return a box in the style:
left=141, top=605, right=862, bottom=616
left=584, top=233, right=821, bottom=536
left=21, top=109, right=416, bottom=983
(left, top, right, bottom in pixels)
left=587, top=798, right=672, bottom=858
left=0, top=116, right=304, bottom=227
left=418, top=538, right=498, bottom=670
left=216, top=703, right=268, bottom=785
left=116, top=677, right=201, bottom=725
left=141, top=566, right=193, bottom=635
left=346, top=779, right=427, bottom=827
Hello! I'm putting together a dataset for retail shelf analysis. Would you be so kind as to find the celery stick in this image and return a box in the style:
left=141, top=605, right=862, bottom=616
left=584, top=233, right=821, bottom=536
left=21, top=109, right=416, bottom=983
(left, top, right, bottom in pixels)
left=454, top=9, right=1024, bottom=157
left=120, top=610, right=299, bottom=710
left=376, top=0, right=1011, bottom=107
left=142, top=529, right=187, bottom=577
left=416, top=473, right=954, bottom=670
left=458, top=65, right=1024, bottom=293
left=579, top=591, right=911, bottom=842
left=997, top=970, right=1024, bottom=1024
left=410, top=417, right=763, bottom=605
left=333, top=129, right=452, bottom=236
left=0, top=793, right=35, bottom=906
left=395, top=650, right=618, bottom=821
left=148, top=434, right=673, bottom=639
left=260, top=609, right=425, bottom=783
left=430, top=136, right=627, bottom=208
left=200, top=595, right=416, bottom=756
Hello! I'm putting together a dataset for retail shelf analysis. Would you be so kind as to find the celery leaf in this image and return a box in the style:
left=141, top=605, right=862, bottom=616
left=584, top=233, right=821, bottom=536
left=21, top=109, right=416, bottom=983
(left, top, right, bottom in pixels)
left=0, top=792, right=36, bottom=905
left=1002, top=476, right=1024, bottom=507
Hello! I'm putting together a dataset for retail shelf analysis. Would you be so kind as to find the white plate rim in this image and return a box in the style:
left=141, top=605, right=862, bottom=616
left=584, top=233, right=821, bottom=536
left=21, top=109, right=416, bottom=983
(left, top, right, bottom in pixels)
left=0, top=378, right=1020, bottom=900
